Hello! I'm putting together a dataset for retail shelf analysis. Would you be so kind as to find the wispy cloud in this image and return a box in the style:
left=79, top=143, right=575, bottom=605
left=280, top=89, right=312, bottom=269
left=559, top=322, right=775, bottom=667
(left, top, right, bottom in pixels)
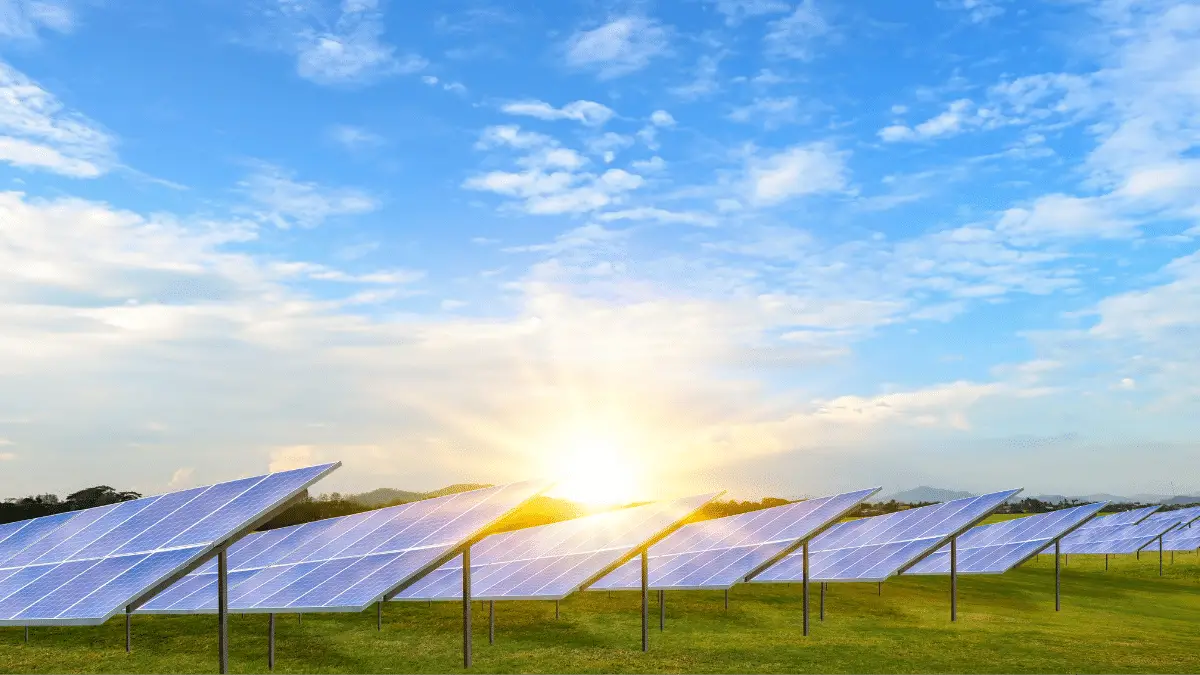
left=764, top=0, right=829, bottom=61
left=744, top=142, right=850, bottom=205
left=328, top=124, right=384, bottom=150
left=238, top=162, right=380, bottom=228
left=267, top=0, right=425, bottom=86
left=500, top=100, right=615, bottom=127
left=0, top=61, right=116, bottom=178
left=564, top=15, right=670, bottom=79
left=0, top=0, right=73, bottom=41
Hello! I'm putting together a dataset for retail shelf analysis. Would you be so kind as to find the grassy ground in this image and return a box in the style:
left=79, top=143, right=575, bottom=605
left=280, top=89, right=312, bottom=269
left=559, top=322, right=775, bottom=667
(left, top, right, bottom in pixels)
left=1, top=551, right=1198, bottom=674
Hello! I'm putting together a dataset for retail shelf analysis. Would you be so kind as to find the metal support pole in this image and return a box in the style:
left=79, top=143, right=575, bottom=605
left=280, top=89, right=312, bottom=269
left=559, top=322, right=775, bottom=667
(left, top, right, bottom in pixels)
left=950, top=537, right=957, bottom=622
left=659, top=589, right=664, bottom=631
left=463, top=547, right=472, bottom=669
left=1105, top=554, right=1108, bottom=571
left=298, top=613, right=302, bottom=625
left=724, top=589, right=728, bottom=610
left=25, top=626, right=28, bottom=643
left=555, top=600, right=559, bottom=619
left=268, top=613, right=275, bottom=671
left=488, top=601, right=495, bottom=645
left=802, top=540, right=809, bottom=637
left=1159, top=536, right=1164, bottom=577
left=641, top=549, right=649, bottom=652
left=877, top=582, right=881, bottom=596
left=820, top=583, right=825, bottom=621
left=218, top=550, right=229, bottom=675
left=377, top=601, right=382, bottom=631
left=125, top=608, right=131, bottom=653
left=1055, top=539, right=1061, bottom=612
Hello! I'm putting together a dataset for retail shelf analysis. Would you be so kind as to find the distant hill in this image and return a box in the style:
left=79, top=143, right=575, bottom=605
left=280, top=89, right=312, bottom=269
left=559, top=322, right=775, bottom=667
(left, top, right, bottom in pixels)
left=880, top=487, right=975, bottom=503
left=342, top=483, right=492, bottom=508
left=344, top=488, right=426, bottom=508
left=1161, top=495, right=1200, bottom=506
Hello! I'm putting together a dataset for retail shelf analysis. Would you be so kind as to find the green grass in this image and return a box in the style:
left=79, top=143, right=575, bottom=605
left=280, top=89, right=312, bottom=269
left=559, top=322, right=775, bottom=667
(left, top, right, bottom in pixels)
left=2, top=552, right=1199, bottom=673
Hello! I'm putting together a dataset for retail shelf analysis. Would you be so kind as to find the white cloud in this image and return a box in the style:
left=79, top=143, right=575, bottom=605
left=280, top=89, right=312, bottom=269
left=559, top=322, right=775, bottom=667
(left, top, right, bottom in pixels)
left=707, top=0, right=790, bottom=24
left=631, top=156, right=666, bottom=172
left=937, top=0, right=1005, bottom=24
left=728, top=96, right=802, bottom=127
left=500, top=100, right=615, bottom=127
left=271, top=0, right=426, bottom=86
left=745, top=142, right=849, bottom=205
left=238, top=163, right=380, bottom=228
left=328, top=124, right=384, bottom=150
left=649, top=110, right=675, bottom=127
left=669, top=54, right=722, bottom=100
left=0, top=61, right=116, bottom=177
left=996, top=194, right=1136, bottom=242
left=167, top=467, right=194, bottom=488
left=0, top=0, right=73, bottom=40
left=476, top=125, right=553, bottom=150
left=764, top=0, right=829, bottom=61
left=597, top=207, right=717, bottom=227
left=586, top=132, right=633, bottom=162
left=565, top=16, right=670, bottom=79
left=0, top=452, right=14, bottom=461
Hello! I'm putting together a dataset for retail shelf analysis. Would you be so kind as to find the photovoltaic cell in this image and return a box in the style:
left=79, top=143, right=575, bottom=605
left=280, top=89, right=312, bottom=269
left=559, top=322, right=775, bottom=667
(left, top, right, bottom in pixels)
left=904, top=502, right=1106, bottom=575
left=751, top=489, right=1021, bottom=584
left=0, top=463, right=338, bottom=626
left=588, top=487, right=881, bottom=591
left=395, top=493, right=720, bottom=602
left=137, top=481, right=549, bottom=614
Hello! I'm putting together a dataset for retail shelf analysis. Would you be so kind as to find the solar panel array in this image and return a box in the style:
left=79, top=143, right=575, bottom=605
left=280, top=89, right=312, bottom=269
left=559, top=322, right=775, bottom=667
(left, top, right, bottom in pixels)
left=1161, top=522, right=1200, bottom=552
left=1141, top=506, right=1200, bottom=529
left=0, top=464, right=338, bottom=626
left=751, top=489, right=1021, bottom=583
left=904, top=502, right=1106, bottom=575
left=395, top=493, right=719, bottom=602
left=138, top=481, right=548, bottom=614
left=1053, top=518, right=1180, bottom=555
left=1076, top=506, right=1159, bottom=529
left=588, top=487, right=881, bottom=591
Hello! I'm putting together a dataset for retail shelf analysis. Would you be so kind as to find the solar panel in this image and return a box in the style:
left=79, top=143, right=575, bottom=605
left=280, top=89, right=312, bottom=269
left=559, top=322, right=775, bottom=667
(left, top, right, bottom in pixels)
left=0, top=464, right=338, bottom=626
left=587, top=488, right=881, bottom=591
left=394, top=493, right=719, bottom=602
left=1054, top=518, right=1181, bottom=554
left=1161, top=523, right=1200, bottom=552
left=1076, top=506, right=1159, bottom=529
left=904, top=502, right=1106, bottom=575
left=137, top=481, right=549, bottom=614
left=1141, top=506, right=1200, bottom=529
left=750, top=489, right=1021, bottom=584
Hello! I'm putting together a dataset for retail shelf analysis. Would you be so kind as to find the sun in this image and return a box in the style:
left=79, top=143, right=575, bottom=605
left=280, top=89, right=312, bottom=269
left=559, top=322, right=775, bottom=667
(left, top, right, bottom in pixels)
left=546, top=437, right=641, bottom=506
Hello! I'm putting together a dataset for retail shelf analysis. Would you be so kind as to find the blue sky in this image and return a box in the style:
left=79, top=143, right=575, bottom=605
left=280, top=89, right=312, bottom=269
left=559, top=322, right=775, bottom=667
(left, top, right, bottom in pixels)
left=1, top=0, right=1199, bottom=501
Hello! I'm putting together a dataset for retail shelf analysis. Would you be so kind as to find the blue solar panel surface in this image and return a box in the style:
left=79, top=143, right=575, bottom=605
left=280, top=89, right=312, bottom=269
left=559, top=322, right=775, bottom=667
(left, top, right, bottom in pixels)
left=137, top=481, right=548, bottom=614
left=1076, top=506, right=1159, bottom=529
left=588, top=487, right=881, bottom=591
left=904, top=502, right=1105, bottom=575
left=0, top=464, right=338, bottom=626
left=1162, top=523, right=1200, bottom=552
left=395, top=493, right=719, bottom=602
left=1141, top=506, right=1200, bottom=529
left=751, top=489, right=1021, bottom=583
left=1054, top=518, right=1180, bottom=554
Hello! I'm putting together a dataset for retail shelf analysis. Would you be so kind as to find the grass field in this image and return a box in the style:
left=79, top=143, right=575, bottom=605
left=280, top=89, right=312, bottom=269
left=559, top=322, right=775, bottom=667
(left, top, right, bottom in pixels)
left=2, top=550, right=1198, bottom=674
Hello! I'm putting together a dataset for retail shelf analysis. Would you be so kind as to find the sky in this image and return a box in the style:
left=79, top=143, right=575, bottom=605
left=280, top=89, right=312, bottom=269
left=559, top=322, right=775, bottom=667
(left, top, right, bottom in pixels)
left=1, top=0, right=1199, bottom=503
